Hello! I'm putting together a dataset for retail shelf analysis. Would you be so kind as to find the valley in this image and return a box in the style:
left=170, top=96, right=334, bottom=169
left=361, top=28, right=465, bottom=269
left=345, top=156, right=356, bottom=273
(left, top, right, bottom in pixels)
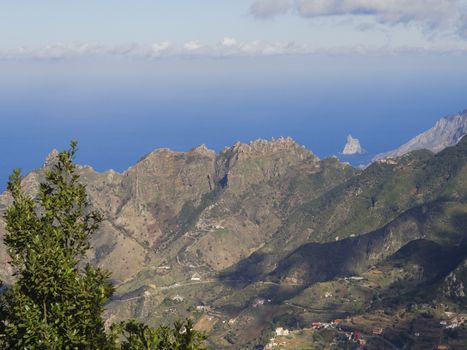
left=1, top=113, right=467, bottom=348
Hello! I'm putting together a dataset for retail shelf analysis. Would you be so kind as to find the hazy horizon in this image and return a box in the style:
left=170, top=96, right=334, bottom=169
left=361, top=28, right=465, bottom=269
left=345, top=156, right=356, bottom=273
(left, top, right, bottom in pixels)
left=1, top=54, right=466, bottom=189
left=2, top=0, right=467, bottom=188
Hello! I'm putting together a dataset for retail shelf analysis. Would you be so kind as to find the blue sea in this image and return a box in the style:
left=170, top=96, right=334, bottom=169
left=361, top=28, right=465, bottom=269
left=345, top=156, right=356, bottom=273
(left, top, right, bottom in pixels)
left=0, top=55, right=466, bottom=190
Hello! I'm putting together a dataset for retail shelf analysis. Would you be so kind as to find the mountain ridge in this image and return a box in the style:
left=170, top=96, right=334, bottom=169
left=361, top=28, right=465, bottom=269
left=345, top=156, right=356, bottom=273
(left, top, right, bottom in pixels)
left=1, top=133, right=467, bottom=348
left=373, top=110, right=467, bottom=162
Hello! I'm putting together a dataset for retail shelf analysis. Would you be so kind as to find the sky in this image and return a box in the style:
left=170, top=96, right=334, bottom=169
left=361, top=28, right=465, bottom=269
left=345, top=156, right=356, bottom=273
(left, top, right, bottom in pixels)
left=1, top=0, right=467, bottom=57
left=1, top=1, right=467, bottom=188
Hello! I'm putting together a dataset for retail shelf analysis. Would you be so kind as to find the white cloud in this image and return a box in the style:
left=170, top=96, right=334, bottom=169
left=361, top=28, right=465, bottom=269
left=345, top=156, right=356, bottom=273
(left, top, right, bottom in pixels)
left=0, top=42, right=138, bottom=60
left=21, top=43, right=107, bottom=60
left=251, top=0, right=293, bottom=18
left=1, top=38, right=467, bottom=61
left=221, top=37, right=238, bottom=47
left=183, top=40, right=203, bottom=51
left=222, top=39, right=302, bottom=56
left=251, top=0, right=467, bottom=38
left=148, top=41, right=171, bottom=58
left=458, top=13, right=467, bottom=38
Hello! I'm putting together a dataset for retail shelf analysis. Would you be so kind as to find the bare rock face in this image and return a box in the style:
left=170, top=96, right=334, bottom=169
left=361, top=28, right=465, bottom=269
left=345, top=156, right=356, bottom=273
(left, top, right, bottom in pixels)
left=2, top=133, right=467, bottom=348
left=342, top=134, right=364, bottom=155
left=0, top=137, right=331, bottom=282
left=374, top=110, right=467, bottom=161
left=216, top=137, right=317, bottom=194
left=123, top=144, right=216, bottom=210
left=443, top=258, right=467, bottom=299
left=115, top=145, right=217, bottom=245
left=43, top=149, right=59, bottom=168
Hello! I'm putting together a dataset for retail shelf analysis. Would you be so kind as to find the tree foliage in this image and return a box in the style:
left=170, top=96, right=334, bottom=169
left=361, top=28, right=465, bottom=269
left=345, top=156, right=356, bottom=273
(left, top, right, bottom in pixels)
left=0, top=142, right=206, bottom=349
left=114, top=319, right=206, bottom=350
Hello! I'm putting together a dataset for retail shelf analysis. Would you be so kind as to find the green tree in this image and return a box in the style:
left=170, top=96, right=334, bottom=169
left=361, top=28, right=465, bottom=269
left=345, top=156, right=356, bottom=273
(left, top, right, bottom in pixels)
left=115, top=319, right=206, bottom=350
left=0, top=141, right=114, bottom=349
left=0, top=141, right=206, bottom=349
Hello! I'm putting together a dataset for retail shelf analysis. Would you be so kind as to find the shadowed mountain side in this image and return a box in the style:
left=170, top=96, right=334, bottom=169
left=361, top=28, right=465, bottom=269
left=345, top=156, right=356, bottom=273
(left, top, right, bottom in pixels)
left=268, top=223, right=423, bottom=286
left=211, top=223, right=467, bottom=348
left=220, top=197, right=467, bottom=289
left=219, top=203, right=424, bottom=287
left=388, top=239, right=467, bottom=284
left=0, top=138, right=356, bottom=283
left=2, top=135, right=467, bottom=349
left=222, top=136, right=467, bottom=285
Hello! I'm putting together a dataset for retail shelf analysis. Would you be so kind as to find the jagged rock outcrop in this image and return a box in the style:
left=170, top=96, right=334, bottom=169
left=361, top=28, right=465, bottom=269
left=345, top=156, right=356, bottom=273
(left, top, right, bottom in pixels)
left=374, top=110, right=467, bottom=161
left=216, top=137, right=316, bottom=193
left=342, top=134, right=364, bottom=155
left=2, top=134, right=467, bottom=349
left=0, top=137, right=341, bottom=281
left=443, top=258, right=467, bottom=299
left=43, top=149, right=59, bottom=168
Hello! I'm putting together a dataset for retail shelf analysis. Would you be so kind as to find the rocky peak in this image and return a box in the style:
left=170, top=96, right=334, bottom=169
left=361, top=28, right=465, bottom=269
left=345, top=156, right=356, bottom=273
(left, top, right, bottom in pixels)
left=432, top=112, right=467, bottom=146
left=227, top=137, right=314, bottom=160
left=374, top=110, right=467, bottom=161
left=216, top=137, right=317, bottom=193
left=189, top=144, right=215, bottom=157
left=342, top=134, right=364, bottom=155
left=137, top=145, right=216, bottom=166
left=118, top=144, right=217, bottom=223
left=139, top=148, right=176, bottom=162
left=43, top=149, right=59, bottom=168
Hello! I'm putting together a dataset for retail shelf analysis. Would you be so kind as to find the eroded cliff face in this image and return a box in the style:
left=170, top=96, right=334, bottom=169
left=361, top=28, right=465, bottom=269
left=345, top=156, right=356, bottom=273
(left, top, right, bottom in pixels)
left=444, top=258, right=467, bottom=299
left=112, top=145, right=217, bottom=248
left=374, top=110, right=467, bottom=161
left=2, top=137, right=467, bottom=288
left=0, top=137, right=346, bottom=282
left=2, top=136, right=467, bottom=349
left=216, top=137, right=316, bottom=194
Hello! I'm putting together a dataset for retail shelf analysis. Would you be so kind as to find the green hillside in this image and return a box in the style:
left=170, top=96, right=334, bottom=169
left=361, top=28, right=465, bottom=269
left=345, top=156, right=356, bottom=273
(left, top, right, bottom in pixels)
left=1, top=136, right=467, bottom=349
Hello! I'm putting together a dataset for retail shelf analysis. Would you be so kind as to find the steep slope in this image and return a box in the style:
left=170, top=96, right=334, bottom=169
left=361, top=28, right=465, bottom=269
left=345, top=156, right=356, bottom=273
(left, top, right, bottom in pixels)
left=268, top=198, right=467, bottom=287
left=0, top=138, right=355, bottom=283
left=245, top=134, right=467, bottom=278
left=374, top=110, right=467, bottom=161
left=2, top=135, right=467, bottom=349
left=207, top=137, right=467, bottom=347
left=443, top=256, right=467, bottom=302
left=103, top=136, right=467, bottom=349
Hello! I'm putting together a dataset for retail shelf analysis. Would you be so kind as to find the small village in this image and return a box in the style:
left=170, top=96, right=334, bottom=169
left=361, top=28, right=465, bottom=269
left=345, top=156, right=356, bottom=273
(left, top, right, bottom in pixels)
left=440, top=314, right=466, bottom=330
left=263, top=312, right=467, bottom=349
left=264, top=317, right=370, bottom=349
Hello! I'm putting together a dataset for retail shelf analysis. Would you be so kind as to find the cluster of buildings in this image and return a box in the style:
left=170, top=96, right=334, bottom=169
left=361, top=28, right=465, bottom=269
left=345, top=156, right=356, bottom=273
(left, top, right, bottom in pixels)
left=274, top=327, right=290, bottom=336
left=440, top=314, right=466, bottom=329
left=312, top=321, right=331, bottom=330
left=265, top=320, right=373, bottom=349
left=311, top=318, right=345, bottom=330
left=191, top=273, right=202, bottom=281
left=195, top=222, right=225, bottom=231
left=372, top=327, right=384, bottom=335
left=252, top=298, right=272, bottom=307
left=195, top=304, right=212, bottom=312
left=171, top=295, right=184, bottom=302
left=343, top=276, right=365, bottom=281
left=344, top=330, right=366, bottom=346
left=264, top=327, right=291, bottom=349
left=310, top=318, right=380, bottom=346
left=262, top=314, right=401, bottom=349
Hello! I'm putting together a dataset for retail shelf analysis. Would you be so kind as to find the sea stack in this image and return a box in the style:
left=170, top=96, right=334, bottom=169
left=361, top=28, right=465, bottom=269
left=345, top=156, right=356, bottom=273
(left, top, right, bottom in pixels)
left=342, top=134, right=364, bottom=155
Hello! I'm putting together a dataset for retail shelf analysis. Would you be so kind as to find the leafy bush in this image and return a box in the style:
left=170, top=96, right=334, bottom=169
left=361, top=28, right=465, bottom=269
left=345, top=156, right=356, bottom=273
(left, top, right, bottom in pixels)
left=114, top=319, right=206, bottom=350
